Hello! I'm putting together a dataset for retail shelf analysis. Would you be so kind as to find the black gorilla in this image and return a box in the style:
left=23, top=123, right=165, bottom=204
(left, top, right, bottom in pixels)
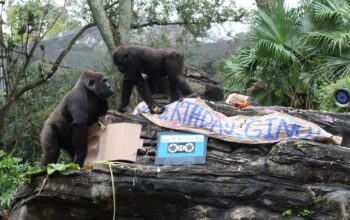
left=40, top=70, right=113, bottom=167
left=112, top=45, right=195, bottom=114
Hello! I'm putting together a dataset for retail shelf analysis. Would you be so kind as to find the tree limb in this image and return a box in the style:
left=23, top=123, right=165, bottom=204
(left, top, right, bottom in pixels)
left=7, top=23, right=95, bottom=107
left=130, top=19, right=238, bottom=29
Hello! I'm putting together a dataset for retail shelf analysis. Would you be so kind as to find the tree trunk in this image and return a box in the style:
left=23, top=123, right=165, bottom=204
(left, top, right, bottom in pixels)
left=86, top=0, right=117, bottom=55
left=118, top=0, right=132, bottom=44
left=87, top=0, right=134, bottom=108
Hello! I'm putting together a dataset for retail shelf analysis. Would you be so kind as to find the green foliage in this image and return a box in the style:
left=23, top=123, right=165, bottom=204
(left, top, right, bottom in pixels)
left=282, top=208, right=312, bottom=218
left=315, top=75, right=350, bottom=112
left=217, top=0, right=350, bottom=110
left=312, top=195, right=322, bottom=204
left=46, top=163, right=80, bottom=176
left=184, top=194, right=192, bottom=200
left=0, top=151, right=37, bottom=210
left=298, top=209, right=311, bottom=217
left=131, top=0, right=249, bottom=38
left=282, top=209, right=293, bottom=217
left=217, top=49, right=256, bottom=95
left=6, top=0, right=80, bottom=42
left=2, top=66, right=81, bottom=161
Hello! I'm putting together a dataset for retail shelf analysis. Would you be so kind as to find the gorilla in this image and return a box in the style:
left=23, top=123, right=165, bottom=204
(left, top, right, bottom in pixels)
left=112, top=45, right=196, bottom=114
left=40, top=70, right=113, bottom=167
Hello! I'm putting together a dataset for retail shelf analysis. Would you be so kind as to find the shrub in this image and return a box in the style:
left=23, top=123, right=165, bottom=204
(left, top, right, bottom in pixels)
left=316, top=76, right=350, bottom=112
left=0, top=151, right=36, bottom=210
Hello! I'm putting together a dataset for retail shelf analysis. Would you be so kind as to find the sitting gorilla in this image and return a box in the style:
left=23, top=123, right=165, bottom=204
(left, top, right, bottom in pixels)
left=40, top=70, right=113, bottom=167
left=113, top=45, right=196, bottom=114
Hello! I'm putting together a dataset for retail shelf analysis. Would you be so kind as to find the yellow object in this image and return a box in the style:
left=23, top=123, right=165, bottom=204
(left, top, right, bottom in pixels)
left=152, top=106, right=161, bottom=113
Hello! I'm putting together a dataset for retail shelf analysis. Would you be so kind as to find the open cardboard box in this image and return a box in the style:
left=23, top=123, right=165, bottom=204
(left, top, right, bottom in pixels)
left=84, top=122, right=143, bottom=165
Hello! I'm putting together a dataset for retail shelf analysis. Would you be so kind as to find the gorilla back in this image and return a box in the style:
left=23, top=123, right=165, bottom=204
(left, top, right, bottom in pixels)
left=113, top=45, right=195, bottom=114
left=40, top=71, right=113, bottom=167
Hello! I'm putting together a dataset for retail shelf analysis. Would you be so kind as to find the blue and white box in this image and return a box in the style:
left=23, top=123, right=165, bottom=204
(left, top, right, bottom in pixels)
left=155, top=132, right=207, bottom=165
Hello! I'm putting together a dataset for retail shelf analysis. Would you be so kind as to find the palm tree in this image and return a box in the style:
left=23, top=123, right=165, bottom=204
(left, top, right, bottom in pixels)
left=218, top=0, right=350, bottom=109
left=219, top=0, right=306, bottom=107
left=305, top=0, right=350, bottom=77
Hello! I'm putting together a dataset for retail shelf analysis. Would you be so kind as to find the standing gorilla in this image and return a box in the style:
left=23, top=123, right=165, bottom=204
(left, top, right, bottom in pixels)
left=112, top=45, right=195, bottom=114
left=40, top=71, right=113, bottom=167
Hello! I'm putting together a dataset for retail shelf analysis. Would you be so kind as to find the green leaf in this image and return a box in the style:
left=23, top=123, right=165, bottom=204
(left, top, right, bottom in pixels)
left=282, top=209, right=293, bottom=217
left=46, top=163, right=80, bottom=176
left=22, top=168, right=46, bottom=179
left=0, top=150, right=5, bottom=158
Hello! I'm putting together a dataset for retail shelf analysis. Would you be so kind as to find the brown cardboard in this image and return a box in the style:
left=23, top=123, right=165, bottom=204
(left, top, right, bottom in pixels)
left=84, top=123, right=143, bottom=165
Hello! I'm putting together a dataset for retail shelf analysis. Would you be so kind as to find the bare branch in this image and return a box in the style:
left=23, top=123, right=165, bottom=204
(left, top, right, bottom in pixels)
left=104, top=1, right=119, bottom=10
left=44, top=23, right=95, bottom=80
left=131, top=21, right=196, bottom=29
left=130, top=19, right=238, bottom=29
left=10, top=23, right=95, bottom=104
left=41, top=0, right=67, bottom=40
left=10, top=1, right=67, bottom=97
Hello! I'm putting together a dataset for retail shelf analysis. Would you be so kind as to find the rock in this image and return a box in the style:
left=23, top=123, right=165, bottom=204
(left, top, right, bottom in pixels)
left=9, top=103, right=350, bottom=220
left=185, top=66, right=224, bottom=101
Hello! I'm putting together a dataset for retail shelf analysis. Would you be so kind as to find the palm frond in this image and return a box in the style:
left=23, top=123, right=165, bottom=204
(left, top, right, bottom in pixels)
left=216, top=49, right=257, bottom=94
left=311, top=0, right=350, bottom=26
left=253, top=0, right=298, bottom=47
left=324, top=51, right=350, bottom=77
left=255, top=40, right=300, bottom=65
left=306, top=32, right=350, bottom=53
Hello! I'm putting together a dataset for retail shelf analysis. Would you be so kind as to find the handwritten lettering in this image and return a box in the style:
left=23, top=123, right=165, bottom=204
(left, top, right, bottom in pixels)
left=245, top=120, right=263, bottom=138
left=223, top=122, right=235, bottom=135
left=145, top=99, right=328, bottom=144
left=199, top=110, right=214, bottom=128
left=263, top=117, right=277, bottom=140
left=187, top=104, right=204, bottom=127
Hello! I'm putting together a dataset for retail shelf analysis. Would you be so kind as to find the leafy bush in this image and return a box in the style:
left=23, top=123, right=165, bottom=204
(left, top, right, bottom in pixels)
left=316, top=76, right=350, bottom=112
left=0, top=151, right=36, bottom=210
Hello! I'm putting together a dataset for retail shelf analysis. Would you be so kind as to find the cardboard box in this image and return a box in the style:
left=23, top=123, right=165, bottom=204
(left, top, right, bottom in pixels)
left=84, top=123, right=143, bottom=165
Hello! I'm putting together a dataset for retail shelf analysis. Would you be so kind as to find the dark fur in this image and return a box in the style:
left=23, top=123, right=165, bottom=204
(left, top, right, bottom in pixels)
left=112, top=45, right=195, bottom=113
left=40, top=71, right=113, bottom=167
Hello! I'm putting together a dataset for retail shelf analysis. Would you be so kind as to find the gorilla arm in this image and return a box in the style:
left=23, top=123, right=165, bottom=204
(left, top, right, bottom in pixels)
left=67, top=94, right=89, bottom=167
left=117, top=52, right=163, bottom=114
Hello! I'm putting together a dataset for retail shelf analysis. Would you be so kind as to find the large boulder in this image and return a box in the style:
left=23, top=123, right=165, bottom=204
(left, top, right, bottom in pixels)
left=10, top=104, right=350, bottom=220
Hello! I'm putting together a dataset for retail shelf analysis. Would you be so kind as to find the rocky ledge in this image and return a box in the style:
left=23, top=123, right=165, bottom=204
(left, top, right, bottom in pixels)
left=9, top=104, right=350, bottom=220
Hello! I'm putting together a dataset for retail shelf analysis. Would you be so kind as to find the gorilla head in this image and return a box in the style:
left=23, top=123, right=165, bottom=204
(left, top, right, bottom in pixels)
left=84, top=70, right=113, bottom=99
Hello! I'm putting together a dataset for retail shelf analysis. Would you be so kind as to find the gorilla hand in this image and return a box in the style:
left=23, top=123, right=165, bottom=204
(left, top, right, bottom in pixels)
left=150, top=105, right=165, bottom=114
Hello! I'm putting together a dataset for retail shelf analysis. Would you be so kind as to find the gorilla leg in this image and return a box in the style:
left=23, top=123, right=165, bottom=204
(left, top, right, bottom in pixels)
left=164, top=52, right=195, bottom=97
left=71, top=123, right=88, bottom=167
left=134, top=75, right=158, bottom=112
left=40, top=125, right=60, bottom=167
left=62, top=145, right=76, bottom=160
left=169, top=81, right=182, bottom=102
left=169, top=75, right=194, bottom=97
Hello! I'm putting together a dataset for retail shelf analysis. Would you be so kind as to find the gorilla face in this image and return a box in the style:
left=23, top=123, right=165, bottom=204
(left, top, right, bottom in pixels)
left=88, top=76, right=113, bottom=99
left=115, top=58, right=127, bottom=73
left=113, top=48, right=129, bottom=73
